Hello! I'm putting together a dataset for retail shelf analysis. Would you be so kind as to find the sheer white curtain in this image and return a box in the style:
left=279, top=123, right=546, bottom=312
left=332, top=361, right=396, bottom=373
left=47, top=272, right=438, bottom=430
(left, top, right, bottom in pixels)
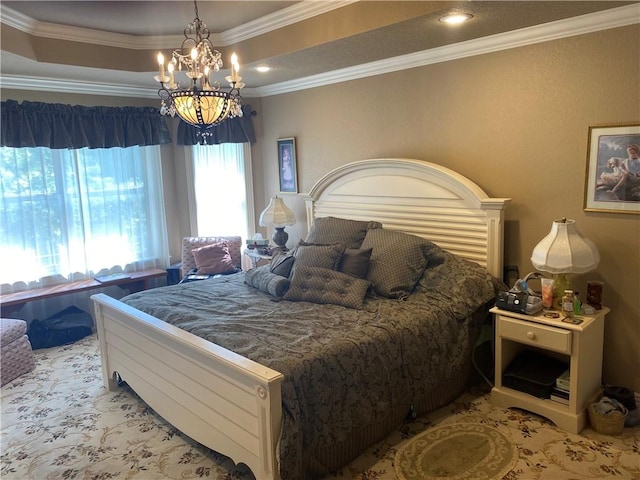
left=189, top=143, right=254, bottom=241
left=0, top=145, right=169, bottom=292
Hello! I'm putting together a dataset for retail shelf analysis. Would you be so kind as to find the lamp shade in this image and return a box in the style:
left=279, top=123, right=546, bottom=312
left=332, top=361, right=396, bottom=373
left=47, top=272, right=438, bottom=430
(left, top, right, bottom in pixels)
left=531, top=218, right=600, bottom=274
left=259, top=196, right=296, bottom=228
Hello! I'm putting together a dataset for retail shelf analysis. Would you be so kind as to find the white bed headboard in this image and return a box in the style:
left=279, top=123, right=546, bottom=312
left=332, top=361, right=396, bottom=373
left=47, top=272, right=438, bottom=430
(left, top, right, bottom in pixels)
left=303, top=158, right=510, bottom=279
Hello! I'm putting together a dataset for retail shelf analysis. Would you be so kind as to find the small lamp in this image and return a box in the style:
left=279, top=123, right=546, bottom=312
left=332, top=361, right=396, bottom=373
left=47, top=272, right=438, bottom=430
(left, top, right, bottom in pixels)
left=531, top=217, right=600, bottom=302
left=259, top=196, right=296, bottom=251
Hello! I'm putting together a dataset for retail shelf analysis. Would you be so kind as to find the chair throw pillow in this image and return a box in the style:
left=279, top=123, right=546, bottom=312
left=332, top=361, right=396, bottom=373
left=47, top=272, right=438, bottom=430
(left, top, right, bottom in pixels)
left=192, top=242, right=236, bottom=275
left=283, top=266, right=371, bottom=309
left=245, top=265, right=291, bottom=297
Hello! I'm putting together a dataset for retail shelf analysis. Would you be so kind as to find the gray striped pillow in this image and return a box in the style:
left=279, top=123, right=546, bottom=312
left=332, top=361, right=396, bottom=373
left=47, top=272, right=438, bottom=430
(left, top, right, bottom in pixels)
left=245, top=265, right=290, bottom=297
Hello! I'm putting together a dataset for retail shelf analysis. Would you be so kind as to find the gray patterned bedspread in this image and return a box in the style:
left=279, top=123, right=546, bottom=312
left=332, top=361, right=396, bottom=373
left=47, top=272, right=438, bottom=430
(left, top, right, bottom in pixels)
left=121, top=250, right=497, bottom=479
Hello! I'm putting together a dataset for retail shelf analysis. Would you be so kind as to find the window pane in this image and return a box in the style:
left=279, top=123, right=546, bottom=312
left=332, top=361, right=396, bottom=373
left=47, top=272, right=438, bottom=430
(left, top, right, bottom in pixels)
left=192, top=143, right=249, bottom=240
left=0, top=146, right=169, bottom=288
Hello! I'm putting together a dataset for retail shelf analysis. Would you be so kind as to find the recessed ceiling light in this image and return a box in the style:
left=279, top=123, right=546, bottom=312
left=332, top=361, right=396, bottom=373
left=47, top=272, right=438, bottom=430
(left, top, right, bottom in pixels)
left=255, top=65, right=271, bottom=73
left=439, top=13, right=473, bottom=25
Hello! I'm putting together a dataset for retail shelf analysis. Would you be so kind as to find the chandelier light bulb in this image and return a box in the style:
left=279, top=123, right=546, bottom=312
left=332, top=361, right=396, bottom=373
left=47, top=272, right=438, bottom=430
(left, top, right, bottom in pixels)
left=157, top=52, right=164, bottom=79
left=167, top=62, right=175, bottom=88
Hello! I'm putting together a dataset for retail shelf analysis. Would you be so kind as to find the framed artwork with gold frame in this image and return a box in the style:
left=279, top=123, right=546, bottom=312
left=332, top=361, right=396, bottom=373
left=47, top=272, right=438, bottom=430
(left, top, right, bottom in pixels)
left=583, top=124, right=640, bottom=214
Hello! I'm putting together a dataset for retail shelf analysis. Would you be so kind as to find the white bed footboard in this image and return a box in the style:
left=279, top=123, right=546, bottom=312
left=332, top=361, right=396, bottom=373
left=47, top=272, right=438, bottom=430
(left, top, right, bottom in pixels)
left=91, top=293, right=284, bottom=480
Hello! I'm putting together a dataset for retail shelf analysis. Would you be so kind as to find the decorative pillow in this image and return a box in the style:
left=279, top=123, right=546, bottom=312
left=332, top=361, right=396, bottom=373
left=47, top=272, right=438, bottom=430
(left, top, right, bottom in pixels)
left=360, top=229, right=438, bottom=299
left=191, top=242, right=236, bottom=275
left=245, top=265, right=291, bottom=297
left=304, top=216, right=382, bottom=249
left=283, top=266, right=371, bottom=309
left=270, top=250, right=295, bottom=278
left=292, top=243, right=345, bottom=271
left=339, top=248, right=372, bottom=279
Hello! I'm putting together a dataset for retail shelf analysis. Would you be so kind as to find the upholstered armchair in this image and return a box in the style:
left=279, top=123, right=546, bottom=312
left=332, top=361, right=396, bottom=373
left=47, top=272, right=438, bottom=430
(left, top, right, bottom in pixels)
left=180, top=236, right=243, bottom=280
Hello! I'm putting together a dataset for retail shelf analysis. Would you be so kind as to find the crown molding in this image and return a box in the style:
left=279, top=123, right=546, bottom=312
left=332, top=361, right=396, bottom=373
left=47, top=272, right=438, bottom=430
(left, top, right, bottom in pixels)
left=0, top=74, right=262, bottom=99
left=0, top=4, right=182, bottom=49
left=221, top=1, right=356, bottom=44
left=256, top=4, right=640, bottom=97
left=0, top=75, right=159, bottom=98
left=2, top=4, right=637, bottom=99
left=0, top=1, right=355, bottom=49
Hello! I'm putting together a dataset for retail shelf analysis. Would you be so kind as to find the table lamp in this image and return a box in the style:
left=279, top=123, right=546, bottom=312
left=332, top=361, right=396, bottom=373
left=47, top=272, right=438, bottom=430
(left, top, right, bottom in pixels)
left=259, top=196, right=296, bottom=251
left=530, top=217, right=600, bottom=303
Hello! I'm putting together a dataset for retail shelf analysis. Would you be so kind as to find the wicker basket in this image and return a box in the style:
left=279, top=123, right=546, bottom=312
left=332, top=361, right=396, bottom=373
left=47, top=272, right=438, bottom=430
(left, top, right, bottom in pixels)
left=588, top=402, right=626, bottom=435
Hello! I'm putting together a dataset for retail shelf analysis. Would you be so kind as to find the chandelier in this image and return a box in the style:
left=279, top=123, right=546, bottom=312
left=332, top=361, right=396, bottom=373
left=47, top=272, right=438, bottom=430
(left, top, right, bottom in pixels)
left=155, top=0, right=244, bottom=138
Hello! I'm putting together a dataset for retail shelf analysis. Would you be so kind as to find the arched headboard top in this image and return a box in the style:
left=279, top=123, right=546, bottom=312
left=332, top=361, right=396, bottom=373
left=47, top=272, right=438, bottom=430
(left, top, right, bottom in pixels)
left=303, top=158, right=511, bottom=279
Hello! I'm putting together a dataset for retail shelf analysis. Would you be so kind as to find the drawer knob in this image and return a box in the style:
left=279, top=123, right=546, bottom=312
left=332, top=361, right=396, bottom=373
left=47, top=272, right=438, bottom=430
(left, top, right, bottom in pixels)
left=527, top=331, right=536, bottom=340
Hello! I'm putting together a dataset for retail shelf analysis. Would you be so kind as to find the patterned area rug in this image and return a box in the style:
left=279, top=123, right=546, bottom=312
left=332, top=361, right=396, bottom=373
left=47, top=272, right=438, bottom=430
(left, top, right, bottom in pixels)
left=1, top=335, right=639, bottom=479
left=394, top=423, right=518, bottom=480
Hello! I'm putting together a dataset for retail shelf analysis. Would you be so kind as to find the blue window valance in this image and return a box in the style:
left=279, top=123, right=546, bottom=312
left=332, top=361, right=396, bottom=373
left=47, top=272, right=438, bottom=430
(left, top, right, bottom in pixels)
left=1, top=100, right=172, bottom=149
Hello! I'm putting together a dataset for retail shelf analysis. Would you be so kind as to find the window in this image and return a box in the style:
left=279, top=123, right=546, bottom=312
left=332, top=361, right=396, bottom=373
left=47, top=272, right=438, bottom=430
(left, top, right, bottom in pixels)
left=0, top=145, right=169, bottom=290
left=188, top=143, right=255, bottom=241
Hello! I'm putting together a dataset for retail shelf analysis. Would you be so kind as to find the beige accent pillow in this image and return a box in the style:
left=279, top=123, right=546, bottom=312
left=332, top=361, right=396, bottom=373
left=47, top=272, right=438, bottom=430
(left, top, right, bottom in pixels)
left=192, top=242, right=236, bottom=275
left=283, top=266, right=371, bottom=309
left=292, top=243, right=345, bottom=272
left=339, top=248, right=372, bottom=279
left=270, top=250, right=295, bottom=278
left=304, top=216, right=382, bottom=249
left=361, top=229, right=435, bottom=299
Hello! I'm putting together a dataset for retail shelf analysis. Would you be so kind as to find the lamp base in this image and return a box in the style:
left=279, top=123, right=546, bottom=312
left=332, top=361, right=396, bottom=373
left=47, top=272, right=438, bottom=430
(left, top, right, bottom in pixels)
left=552, top=273, right=572, bottom=309
left=272, top=227, right=289, bottom=251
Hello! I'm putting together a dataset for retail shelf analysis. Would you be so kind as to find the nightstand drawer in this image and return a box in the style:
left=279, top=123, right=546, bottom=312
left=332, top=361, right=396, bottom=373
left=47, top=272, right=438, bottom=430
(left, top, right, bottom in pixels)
left=498, top=316, right=572, bottom=354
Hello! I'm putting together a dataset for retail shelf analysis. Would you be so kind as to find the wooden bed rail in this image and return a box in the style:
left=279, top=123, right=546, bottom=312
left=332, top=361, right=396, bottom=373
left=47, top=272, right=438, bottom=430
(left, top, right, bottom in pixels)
left=91, top=293, right=284, bottom=480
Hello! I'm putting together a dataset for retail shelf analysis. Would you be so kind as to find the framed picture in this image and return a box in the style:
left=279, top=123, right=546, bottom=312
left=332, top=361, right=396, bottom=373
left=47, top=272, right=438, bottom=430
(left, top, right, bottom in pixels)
left=584, top=124, right=640, bottom=214
left=277, top=137, right=298, bottom=194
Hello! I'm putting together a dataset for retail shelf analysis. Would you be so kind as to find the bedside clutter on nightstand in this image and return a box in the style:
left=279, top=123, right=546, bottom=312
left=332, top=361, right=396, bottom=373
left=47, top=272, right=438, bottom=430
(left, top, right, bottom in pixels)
left=490, top=306, right=608, bottom=434
left=243, top=248, right=273, bottom=269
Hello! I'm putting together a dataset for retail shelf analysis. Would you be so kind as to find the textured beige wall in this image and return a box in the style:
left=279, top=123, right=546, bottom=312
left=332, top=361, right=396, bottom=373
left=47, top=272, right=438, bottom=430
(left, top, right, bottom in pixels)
left=256, top=26, right=640, bottom=391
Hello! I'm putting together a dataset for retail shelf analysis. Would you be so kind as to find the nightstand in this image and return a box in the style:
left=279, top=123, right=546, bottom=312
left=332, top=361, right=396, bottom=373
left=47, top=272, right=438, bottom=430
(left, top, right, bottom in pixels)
left=490, top=306, right=607, bottom=434
left=243, top=248, right=272, bottom=269
left=166, top=262, right=182, bottom=285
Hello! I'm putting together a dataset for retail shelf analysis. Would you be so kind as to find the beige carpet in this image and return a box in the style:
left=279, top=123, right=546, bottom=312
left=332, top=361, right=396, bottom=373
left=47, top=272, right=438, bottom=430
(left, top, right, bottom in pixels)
left=1, top=335, right=639, bottom=479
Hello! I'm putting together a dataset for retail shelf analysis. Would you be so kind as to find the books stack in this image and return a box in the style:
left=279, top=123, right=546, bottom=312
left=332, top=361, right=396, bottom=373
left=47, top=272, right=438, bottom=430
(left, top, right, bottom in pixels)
left=94, top=272, right=131, bottom=284
left=551, top=369, right=570, bottom=405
